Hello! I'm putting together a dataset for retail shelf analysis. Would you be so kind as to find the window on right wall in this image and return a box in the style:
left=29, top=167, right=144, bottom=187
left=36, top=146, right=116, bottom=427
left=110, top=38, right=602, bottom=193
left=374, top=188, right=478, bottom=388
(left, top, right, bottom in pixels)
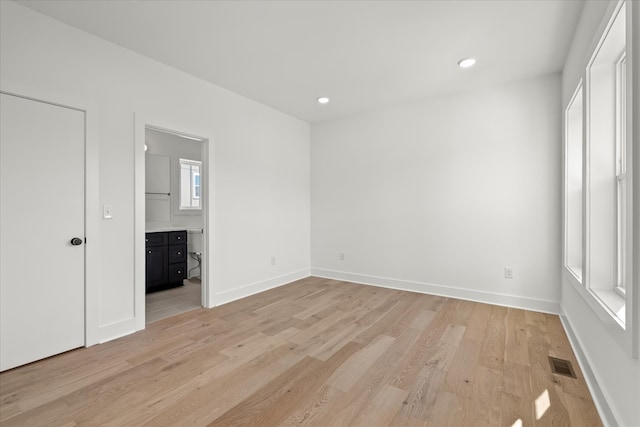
left=584, top=2, right=627, bottom=326
left=614, top=52, right=627, bottom=298
left=564, top=82, right=583, bottom=283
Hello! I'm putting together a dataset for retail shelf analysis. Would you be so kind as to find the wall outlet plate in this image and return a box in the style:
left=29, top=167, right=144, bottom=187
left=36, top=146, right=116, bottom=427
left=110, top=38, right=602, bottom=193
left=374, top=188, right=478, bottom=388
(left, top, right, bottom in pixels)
left=103, top=205, right=113, bottom=219
left=504, top=267, right=513, bottom=279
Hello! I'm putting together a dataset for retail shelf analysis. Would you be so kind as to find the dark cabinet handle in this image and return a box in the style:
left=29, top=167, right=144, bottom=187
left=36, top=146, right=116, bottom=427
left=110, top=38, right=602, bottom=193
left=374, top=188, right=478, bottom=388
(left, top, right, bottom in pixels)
left=70, top=237, right=83, bottom=246
left=177, top=236, right=182, bottom=240
left=148, top=250, right=152, bottom=254
left=177, top=251, right=181, bottom=255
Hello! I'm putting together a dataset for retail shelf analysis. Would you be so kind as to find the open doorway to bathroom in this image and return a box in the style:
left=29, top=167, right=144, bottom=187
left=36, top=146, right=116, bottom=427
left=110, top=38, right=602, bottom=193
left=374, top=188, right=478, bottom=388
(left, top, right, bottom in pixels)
left=143, top=127, right=207, bottom=323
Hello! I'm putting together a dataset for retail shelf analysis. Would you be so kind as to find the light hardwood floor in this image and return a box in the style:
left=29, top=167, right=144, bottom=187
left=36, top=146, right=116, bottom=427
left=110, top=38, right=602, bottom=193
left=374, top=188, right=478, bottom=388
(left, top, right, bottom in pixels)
left=0, top=277, right=601, bottom=426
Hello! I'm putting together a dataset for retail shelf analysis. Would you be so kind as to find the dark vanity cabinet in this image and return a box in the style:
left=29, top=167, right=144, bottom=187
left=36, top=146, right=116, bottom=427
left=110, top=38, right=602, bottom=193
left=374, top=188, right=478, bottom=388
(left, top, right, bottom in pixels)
left=145, top=230, right=187, bottom=293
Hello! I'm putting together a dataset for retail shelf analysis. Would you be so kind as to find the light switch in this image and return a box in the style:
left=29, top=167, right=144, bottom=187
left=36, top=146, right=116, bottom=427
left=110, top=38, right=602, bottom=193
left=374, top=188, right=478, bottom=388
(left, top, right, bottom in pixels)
left=103, top=205, right=113, bottom=219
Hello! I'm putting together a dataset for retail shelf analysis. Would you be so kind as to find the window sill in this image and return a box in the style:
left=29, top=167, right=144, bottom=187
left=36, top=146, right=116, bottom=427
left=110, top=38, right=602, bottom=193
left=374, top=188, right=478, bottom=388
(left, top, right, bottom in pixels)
left=563, top=267, right=627, bottom=331
left=589, top=287, right=626, bottom=329
left=566, top=265, right=583, bottom=283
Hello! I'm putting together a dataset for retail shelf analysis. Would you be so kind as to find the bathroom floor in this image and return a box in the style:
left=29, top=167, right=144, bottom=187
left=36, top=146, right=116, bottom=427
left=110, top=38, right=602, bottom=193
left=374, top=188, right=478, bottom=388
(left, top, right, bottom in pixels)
left=145, top=277, right=201, bottom=324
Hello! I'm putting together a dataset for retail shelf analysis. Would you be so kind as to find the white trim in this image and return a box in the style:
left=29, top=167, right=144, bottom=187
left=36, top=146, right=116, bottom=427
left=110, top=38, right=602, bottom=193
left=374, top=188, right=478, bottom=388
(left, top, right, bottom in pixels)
left=84, top=102, right=101, bottom=347
left=584, top=1, right=627, bottom=308
left=134, top=115, right=146, bottom=330
left=585, top=0, right=626, bottom=72
left=134, top=114, right=215, bottom=331
left=179, top=158, right=202, bottom=167
left=630, top=0, right=639, bottom=358
left=215, top=269, right=311, bottom=307
left=97, top=318, right=137, bottom=344
left=0, top=80, right=101, bottom=348
left=563, top=80, right=584, bottom=283
left=310, top=268, right=561, bottom=314
left=202, top=134, right=214, bottom=309
left=615, top=48, right=627, bottom=299
left=560, top=314, right=618, bottom=427
left=574, top=0, right=635, bottom=357
left=562, top=267, right=630, bottom=352
left=179, top=158, right=202, bottom=210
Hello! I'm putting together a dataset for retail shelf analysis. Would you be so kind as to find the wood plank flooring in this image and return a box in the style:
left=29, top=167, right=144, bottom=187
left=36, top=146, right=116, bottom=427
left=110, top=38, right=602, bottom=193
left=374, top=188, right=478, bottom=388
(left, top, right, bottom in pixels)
left=0, top=277, right=602, bottom=426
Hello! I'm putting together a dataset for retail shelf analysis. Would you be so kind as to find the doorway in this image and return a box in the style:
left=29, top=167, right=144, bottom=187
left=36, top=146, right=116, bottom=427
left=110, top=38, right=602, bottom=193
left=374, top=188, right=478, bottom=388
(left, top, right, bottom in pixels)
left=144, top=127, right=206, bottom=323
left=134, top=116, right=211, bottom=329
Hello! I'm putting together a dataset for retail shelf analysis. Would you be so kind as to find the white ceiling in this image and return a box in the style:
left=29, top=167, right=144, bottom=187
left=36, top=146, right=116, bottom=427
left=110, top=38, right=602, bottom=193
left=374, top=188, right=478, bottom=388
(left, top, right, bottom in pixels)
left=17, top=0, right=584, bottom=123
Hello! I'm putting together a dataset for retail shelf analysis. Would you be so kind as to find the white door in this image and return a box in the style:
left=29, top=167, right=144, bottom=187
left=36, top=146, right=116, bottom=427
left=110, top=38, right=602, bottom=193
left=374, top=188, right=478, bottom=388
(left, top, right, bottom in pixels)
left=0, top=93, right=85, bottom=371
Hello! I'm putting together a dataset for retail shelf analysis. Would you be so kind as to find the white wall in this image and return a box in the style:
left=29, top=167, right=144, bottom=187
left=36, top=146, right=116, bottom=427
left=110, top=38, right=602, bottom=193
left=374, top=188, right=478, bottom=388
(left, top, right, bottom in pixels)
left=561, top=1, right=640, bottom=426
left=145, top=128, right=203, bottom=230
left=311, top=74, right=562, bottom=313
left=0, top=1, right=310, bottom=342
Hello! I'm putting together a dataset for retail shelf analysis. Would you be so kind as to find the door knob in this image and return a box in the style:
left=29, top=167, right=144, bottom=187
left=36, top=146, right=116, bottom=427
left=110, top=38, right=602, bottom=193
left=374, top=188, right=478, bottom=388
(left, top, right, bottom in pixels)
left=70, top=237, right=83, bottom=246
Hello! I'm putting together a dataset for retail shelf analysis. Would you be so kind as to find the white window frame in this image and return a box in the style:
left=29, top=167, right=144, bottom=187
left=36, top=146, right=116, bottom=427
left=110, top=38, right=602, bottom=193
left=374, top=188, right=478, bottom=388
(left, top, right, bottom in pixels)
left=179, top=158, right=202, bottom=210
left=580, top=0, right=627, bottom=328
left=614, top=52, right=627, bottom=297
left=192, top=170, right=200, bottom=200
left=564, top=82, right=584, bottom=283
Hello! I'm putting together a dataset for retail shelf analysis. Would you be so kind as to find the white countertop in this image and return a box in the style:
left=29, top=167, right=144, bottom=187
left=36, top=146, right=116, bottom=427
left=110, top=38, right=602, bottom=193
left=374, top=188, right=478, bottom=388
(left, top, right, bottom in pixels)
left=146, top=226, right=203, bottom=233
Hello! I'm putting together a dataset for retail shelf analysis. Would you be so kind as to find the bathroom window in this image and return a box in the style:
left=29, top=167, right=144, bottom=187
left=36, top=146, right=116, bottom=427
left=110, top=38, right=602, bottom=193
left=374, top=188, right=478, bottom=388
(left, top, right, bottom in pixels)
left=180, top=158, right=202, bottom=210
left=193, top=171, right=201, bottom=200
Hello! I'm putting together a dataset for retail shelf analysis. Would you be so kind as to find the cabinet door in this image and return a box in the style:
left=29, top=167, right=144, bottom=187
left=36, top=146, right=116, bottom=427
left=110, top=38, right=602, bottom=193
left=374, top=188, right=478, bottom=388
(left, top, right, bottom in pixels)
left=145, top=154, right=170, bottom=194
left=146, top=245, right=168, bottom=291
left=168, top=263, right=187, bottom=284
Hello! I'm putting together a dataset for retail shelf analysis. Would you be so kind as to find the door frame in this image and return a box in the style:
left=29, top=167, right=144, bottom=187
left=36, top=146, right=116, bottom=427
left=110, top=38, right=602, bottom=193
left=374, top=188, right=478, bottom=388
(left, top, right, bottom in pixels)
left=0, top=80, right=101, bottom=347
left=134, top=113, right=213, bottom=330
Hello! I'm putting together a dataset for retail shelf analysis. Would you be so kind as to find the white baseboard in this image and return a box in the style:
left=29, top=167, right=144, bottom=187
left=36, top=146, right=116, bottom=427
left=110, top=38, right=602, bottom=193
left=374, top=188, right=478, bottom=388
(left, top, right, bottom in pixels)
left=97, top=318, right=137, bottom=344
left=310, top=268, right=561, bottom=314
left=559, top=314, right=618, bottom=427
left=215, top=268, right=311, bottom=306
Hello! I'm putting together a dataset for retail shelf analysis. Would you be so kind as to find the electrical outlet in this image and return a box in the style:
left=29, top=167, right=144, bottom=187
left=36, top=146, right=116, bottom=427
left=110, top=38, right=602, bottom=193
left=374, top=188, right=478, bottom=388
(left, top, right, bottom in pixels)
left=271, top=256, right=276, bottom=266
left=339, top=252, right=345, bottom=261
left=504, top=267, right=513, bottom=279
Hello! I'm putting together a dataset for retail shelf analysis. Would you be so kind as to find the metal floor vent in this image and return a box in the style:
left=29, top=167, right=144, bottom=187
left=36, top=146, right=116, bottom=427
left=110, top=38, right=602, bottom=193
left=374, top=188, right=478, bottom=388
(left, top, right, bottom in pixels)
left=548, top=356, right=577, bottom=379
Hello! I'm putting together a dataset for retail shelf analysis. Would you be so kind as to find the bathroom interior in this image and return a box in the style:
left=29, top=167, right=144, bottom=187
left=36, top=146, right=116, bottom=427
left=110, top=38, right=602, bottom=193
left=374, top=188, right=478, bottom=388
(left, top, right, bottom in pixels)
left=145, top=127, right=204, bottom=323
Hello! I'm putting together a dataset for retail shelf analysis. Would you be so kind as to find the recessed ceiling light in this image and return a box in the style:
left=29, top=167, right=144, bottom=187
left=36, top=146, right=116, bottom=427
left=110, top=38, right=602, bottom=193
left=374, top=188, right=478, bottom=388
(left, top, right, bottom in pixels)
left=458, top=58, right=477, bottom=68
left=317, top=96, right=330, bottom=104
